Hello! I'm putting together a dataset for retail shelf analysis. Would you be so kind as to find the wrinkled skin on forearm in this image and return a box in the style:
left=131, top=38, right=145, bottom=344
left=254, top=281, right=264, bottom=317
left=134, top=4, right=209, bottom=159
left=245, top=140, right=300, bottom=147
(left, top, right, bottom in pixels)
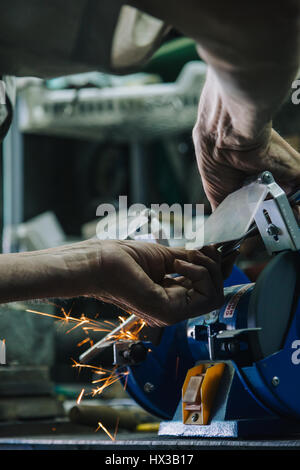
left=193, top=68, right=300, bottom=209
left=130, top=0, right=300, bottom=208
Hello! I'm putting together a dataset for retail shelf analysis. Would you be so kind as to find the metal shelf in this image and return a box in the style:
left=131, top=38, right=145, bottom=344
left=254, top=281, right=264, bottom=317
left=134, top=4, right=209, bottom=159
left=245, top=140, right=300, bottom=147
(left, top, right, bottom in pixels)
left=18, top=62, right=207, bottom=143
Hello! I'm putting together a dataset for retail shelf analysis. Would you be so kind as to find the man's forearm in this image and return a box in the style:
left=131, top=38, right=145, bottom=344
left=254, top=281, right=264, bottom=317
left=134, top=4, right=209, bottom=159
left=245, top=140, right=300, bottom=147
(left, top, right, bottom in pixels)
left=0, top=241, right=99, bottom=304
left=131, top=0, right=300, bottom=142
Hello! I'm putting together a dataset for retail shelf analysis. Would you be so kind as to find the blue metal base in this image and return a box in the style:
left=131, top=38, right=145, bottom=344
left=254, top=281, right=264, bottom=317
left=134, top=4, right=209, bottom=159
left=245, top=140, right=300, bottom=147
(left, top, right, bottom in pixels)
left=158, top=417, right=300, bottom=438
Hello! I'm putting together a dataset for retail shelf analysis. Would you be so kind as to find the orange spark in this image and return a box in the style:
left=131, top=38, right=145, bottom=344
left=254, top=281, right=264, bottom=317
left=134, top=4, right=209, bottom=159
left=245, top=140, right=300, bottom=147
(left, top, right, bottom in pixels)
left=26, top=307, right=117, bottom=349
left=26, top=307, right=147, bottom=414
left=106, top=319, right=146, bottom=343
left=114, top=417, right=120, bottom=441
left=95, top=421, right=115, bottom=441
left=123, top=373, right=129, bottom=392
left=91, top=375, right=121, bottom=396
left=77, top=337, right=93, bottom=348
left=71, top=359, right=112, bottom=374
left=76, top=388, right=85, bottom=405
left=104, top=320, right=117, bottom=327
left=26, top=309, right=64, bottom=321
left=82, top=326, right=111, bottom=332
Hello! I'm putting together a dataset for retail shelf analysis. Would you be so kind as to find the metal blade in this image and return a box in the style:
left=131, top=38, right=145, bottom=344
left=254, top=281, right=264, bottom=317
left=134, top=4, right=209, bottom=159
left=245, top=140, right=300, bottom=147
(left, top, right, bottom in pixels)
left=79, top=314, right=137, bottom=364
left=186, top=181, right=268, bottom=250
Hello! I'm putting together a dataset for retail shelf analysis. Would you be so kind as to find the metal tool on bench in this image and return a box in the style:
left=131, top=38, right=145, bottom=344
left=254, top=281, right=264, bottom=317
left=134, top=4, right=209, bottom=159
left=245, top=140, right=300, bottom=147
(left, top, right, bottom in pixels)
left=80, top=171, right=300, bottom=437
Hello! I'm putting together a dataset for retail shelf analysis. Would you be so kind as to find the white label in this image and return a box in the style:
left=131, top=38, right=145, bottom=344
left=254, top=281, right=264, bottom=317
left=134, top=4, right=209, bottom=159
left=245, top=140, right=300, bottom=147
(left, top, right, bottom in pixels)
left=291, top=339, right=300, bottom=365
left=223, top=284, right=254, bottom=319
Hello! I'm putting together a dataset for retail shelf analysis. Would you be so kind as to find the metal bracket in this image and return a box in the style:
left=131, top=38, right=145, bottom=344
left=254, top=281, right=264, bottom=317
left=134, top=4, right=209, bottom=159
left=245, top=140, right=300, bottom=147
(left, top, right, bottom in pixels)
left=206, top=324, right=262, bottom=366
left=113, top=341, right=149, bottom=367
left=254, top=172, right=300, bottom=255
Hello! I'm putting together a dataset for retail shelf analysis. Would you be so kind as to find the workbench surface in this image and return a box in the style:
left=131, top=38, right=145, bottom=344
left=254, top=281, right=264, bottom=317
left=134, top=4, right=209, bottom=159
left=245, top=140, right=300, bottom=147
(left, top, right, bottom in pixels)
left=1, top=433, right=300, bottom=450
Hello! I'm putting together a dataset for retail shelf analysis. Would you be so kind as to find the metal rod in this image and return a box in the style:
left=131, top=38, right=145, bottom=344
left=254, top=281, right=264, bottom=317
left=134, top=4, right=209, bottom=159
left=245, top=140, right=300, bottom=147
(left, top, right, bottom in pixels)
left=79, top=314, right=137, bottom=364
left=2, top=98, right=24, bottom=253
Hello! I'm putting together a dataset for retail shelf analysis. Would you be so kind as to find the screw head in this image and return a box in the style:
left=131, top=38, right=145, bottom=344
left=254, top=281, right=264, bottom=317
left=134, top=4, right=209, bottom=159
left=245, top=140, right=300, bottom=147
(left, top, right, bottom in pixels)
left=266, top=224, right=280, bottom=236
left=144, top=382, right=155, bottom=393
left=272, top=376, right=280, bottom=387
left=226, top=341, right=240, bottom=355
left=261, top=171, right=273, bottom=184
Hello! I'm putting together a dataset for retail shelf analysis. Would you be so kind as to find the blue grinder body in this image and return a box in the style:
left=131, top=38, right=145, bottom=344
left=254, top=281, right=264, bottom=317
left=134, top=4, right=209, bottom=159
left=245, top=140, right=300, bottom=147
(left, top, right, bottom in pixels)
left=123, top=253, right=300, bottom=437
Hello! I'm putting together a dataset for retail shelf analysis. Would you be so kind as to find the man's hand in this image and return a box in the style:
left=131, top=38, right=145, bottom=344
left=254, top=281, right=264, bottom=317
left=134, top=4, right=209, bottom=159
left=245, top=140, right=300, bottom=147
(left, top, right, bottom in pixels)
left=88, top=240, right=225, bottom=326
left=193, top=71, right=300, bottom=210
left=0, top=239, right=227, bottom=327
left=128, top=0, right=300, bottom=212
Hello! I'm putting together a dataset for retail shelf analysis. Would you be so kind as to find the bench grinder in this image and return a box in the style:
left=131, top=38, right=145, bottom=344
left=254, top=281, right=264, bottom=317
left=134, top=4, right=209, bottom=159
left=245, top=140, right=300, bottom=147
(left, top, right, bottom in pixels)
left=80, top=172, right=300, bottom=438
